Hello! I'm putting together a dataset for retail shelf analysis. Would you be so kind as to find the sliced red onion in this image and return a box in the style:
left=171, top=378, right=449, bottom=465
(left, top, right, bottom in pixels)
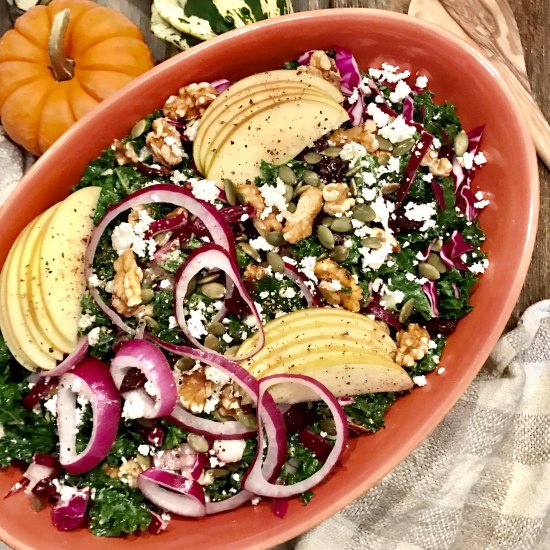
left=402, top=95, right=414, bottom=121
left=337, top=396, right=354, bottom=407
left=148, top=510, right=169, bottom=534
left=37, top=337, right=89, bottom=378
left=439, top=230, right=473, bottom=271
left=334, top=48, right=361, bottom=95
left=431, top=180, right=446, bottom=210
left=422, top=281, right=440, bottom=318
left=174, top=244, right=264, bottom=361
left=57, top=357, right=121, bottom=475
left=145, top=210, right=188, bottom=239
left=4, top=478, right=29, bottom=499
left=210, top=78, right=231, bottom=93
left=84, top=184, right=235, bottom=335
left=297, top=49, right=315, bottom=65
left=367, top=79, right=391, bottom=108
left=283, top=262, right=322, bottom=307
left=138, top=468, right=206, bottom=517
left=396, top=131, right=434, bottom=204
left=51, top=487, right=90, bottom=531
left=242, top=375, right=347, bottom=498
left=22, top=377, right=57, bottom=410
left=111, top=339, right=177, bottom=419
left=152, top=236, right=181, bottom=265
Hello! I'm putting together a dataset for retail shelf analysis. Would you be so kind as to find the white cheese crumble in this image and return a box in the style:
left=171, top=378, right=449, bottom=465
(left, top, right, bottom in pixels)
left=366, top=102, right=390, bottom=128
left=186, top=308, right=207, bottom=339
left=87, top=326, right=102, bottom=346
left=339, top=142, right=367, bottom=163
left=138, top=444, right=151, bottom=456
left=122, top=393, right=146, bottom=420
left=415, top=75, right=429, bottom=89
left=460, top=152, right=474, bottom=170
left=43, top=394, right=57, bottom=417
left=159, top=279, right=172, bottom=289
left=389, top=80, right=411, bottom=103
left=368, top=63, right=410, bottom=84
left=212, top=439, right=246, bottom=465
left=249, top=236, right=275, bottom=252
left=183, top=118, right=200, bottom=141
left=259, top=178, right=287, bottom=214
left=279, top=286, right=297, bottom=299
left=469, top=259, right=489, bottom=274
left=204, top=366, right=230, bottom=386
left=78, top=313, right=96, bottom=330
left=87, top=274, right=103, bottom=288
left=298, top=256, right=318, bottom=283
left=378, top=115, right=417, bottom=144
left=413, top=375, right=428, bottom=387
left=404, top=202, right=437, bottom=231
left=168, top=316, right=178, bottom=329
left=322, top=280, right=342, bottom=291
left=437, top=367, right=446, bottom=375
left=190, top=178, right=220, bottom=204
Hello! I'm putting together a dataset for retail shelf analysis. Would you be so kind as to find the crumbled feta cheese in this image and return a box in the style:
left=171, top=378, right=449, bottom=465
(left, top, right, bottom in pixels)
left=249, top=236, right=274, bottom=252
left=368, top=63, right=410, bottom=84
left=378, top=115, right=416, bottom=144
left=251, top=497, right=262, bottom=505
left=413, top=375, right=427, bottom=387
left=279, top=286, right=297, bottom=299
left=340, top=142, right=367, bottom=163
left=298, top=256, right=318, bottom=283
left=168, top=316, right=178, bottom=329
left=87, top=326, right=102, bottom=346
left=379, top=288, right=405, bottom=310
left=204, top=366, right=230, bottom=386
left=43, top=394, right=57, bottom=417
left=259, top=178, right=287, bottom=214
left=87, top=274, right=103, bottom=288
left=186, top=308, right=207, bottom=339
left=348, top=87, right=360, bottom=104
left=370, top=196, right=395, bottom=230
left=432, top=137, right=442, bottom=150
left=222, top=333, right=233, bottom=344
left=171, top=170, right=188, bottom=184
left=144, top=380, right=158, bottom=398
left=469, top=259, right=489, bottom=274
left=415, top=75, right=428, bottom=89
left=138, top=444, right=151, bottom=456
left=190, top=179, right=220, bottom=204
left=404, top=202, right=437, bottom=231
left=366, top=102, right=390, bottom=128
left=474, top=152, right=487, bottom=166
left=122, top=394, right=146, bottom=419
left=437, top=366, right=445, bottom=375
left=461, top=152, right=474, bottom=170
left=389, top=80, right=411, bottom=103
left=78, top=313, right=96, bottom=330
left=159, top=279, right=171, bottom=289
left=361, top=186, right=378, bottom=202
left=213, top=439, right=246, bottom=464
left=322, top=280, right=342, bottom=291
left=111, top=222, right=137, bottom=254
left=184, top=118, right=200, bottom=141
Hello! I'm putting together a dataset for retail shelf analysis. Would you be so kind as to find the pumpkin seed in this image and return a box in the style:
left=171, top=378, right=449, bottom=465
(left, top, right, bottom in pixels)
left=223, top=179, right=237, bottom=206
left=378, top=152, right=391, bottom=165
left=431, top=238, right=443, bottom=252
left=317, top=225, right=335, bottom=250
left=129, top=119, right=147, bottom=139
left=330, top=216, right=353, bottom=233
left=284, top=183, right=294, bottom=203
left=392, top=138, right=416, bottom=157
left=236, top=190, right=248, bottom=206
left=381, top=182, right=401, bottom=195
left=236, top=409, right=257, bottom=429
left=207, top=468, right=230, bottom=478
left=278, top=165, right=297, bottom=185
left=31, top=496, right=43, bottom=512
left=418, top=262, right=441, bottom=281
left=197, top=272, right=220, bottom=285
left=136, top=454, right=152, bottom=468
left=320, top=418, right=337, bottom=436
left=143, top=315, right=159, bottom=329
left=352, top=204, right=376, bottom=223
left=349, top=178, right=358, bottom=196
left=208, top=321, right=226, bottom=337
left=174, top=356, right=196, bottom=371
left=141, top=287, right=154, bottom=304
left=329, top=245, right=350, bottom=263
left=224, top=345, right=241, bottom=357
left=321, top=146, right=342, bottom=158
left=376, top=136, right=394, bottom=151
left=187, top=433, right=210, bottom=453
left=322, top=216, right=335, bottom=226
left=302, top=169, right=320, bottom=186
left=345, top=165, right=361, bottom=178
left=293, top=184, right=312, bottom=198
left=238, top=242, right=261, bottom=261
left=286, top=202, right=297, bottom=213
left=304, top=152, right=322, bottom=164
left=267, top=251, right=285, bottom=273
left=361, top=237, right=384, bottom=249
left=204, top=334, right=221, bottom=352
left=265, top=231, right=285, bottom=247
left=399, top=298, right=415, bottom=323
left=454, top=130, right=469, bottom=157
left=200, top=282, right=226, bottom=299
left=427, top=253, right=448, bottom=273
left=317, top=253, right=329, bottom=261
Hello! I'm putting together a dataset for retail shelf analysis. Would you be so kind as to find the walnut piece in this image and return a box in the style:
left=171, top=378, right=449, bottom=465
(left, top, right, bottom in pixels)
left=421, top=148, right=452, bottom=177
left=243, top=264, right=269, bottom=282
left=282, top=187, right=324, bottom=244
left=236, top=183, right=282, bottom=236
left=146, top=117, right=185, bottom=166
left=322, top=183, right=355, bottom=215
left=112, top=139, right=139, bottom=165
left=163, top=82, right=218, bottom=121
left=369, top=227, right=400, bottom=252
left=330, top=124, right=379, bottom=153
left=103, top=458, right=149, bottom=488
left=314, top=258, right=363, bottom=313
left=395, top=323, right=430, bottom=367
left=111, top=250, right=143, bottom=317
left=297, top=50, right=341, bottom=88
left=178, top=369, right=213, bottom=414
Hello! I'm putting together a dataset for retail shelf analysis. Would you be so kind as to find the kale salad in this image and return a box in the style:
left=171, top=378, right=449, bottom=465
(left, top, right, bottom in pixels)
left=0, top=48, right=489, bottom=537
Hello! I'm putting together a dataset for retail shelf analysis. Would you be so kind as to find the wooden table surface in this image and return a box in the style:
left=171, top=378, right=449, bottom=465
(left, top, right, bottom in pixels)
left=0, top=0, right=548, bottom=330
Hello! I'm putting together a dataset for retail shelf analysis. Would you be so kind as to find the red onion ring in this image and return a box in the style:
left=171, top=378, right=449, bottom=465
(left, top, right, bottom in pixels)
left=242, top=374, right=348, bottom=498
left=110, top=339, right=177, bottom=419
left=38, top=337, right=89, bottom=378
left=57, top=357, right=121, bottom=474
left=173, top=244, right=264, bottom=361
left=138, top=468, right=206, bottom=517
left=84, top=184, right=236, bottom=335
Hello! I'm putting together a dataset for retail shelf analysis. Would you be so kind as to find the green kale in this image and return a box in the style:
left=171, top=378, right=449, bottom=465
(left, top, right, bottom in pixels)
left=88, top=330, right=118, bottom=362
left=409, top=336, right=446, bottom=378
left=252, top=276, right=307, bottom=317
left=340, top=235, right=362, bottom=268
left=236, top=247, right=254, bottom=268
left=342, top=393, right=397, bottom=432
left=104, top=423, right=144, bottom=467
left=158, top=249, right=188, bottom=274
left=387, top=272, right=433, bottom=320
left=161, top=423, right=188, bottom=450
left=438, top=269, right=478, bottom=319
left=414, top=91, right=462, bottom=144
left=292, top=236, right=324, bottom=260
left=256, top=159, right=306, bottom=186
left=92, top=231, right=117, bottom=282
left=149, top=290, right=183, bottom=344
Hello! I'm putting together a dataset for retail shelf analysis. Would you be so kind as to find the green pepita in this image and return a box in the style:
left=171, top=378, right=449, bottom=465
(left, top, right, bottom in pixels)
left=207, top=321, right=226, bottom=337
left=352, top=204, right=376, bottom=223
left=330, top=216, right=353, bottom=233
left=392, top=138, right=416, bottom=157
left=286, top=202, right=297, bottom=214
left=235, top=409, right=257, bottom=429
left=207, top=468, right=230, bottom=479
left=200, top=282, right=226, bottom=299
left=174, top=356, right=196, bottom=371
left=418, top=262, right=441, bottom=281
left=204, top=333, right=221, bottom=352
left=376, top=136, right=394, bottom=152
left=278, top=165, right=297, bottom=185
left=197, top=272, right=220, bottom=285
left=187, top=433, right=210, bottom=453
left=141, top=287, right=154, bottom=304
left=329, top=245, right=350, bottom=263
left=321, top=146, right=342, bottom=158
left=431, top=238, right=443, bottom=252
left=265, top=231, right=285, bottom=247
left=267, top=251, right=285, bottom=273
left=426, top=253, right=448, bottom=274
left=129, top=119, right=147, bottom=139
left=454, top=130, right=469, bottom=157
left=143, top=316, right=159, bottom=329
left=302, top=169, right=321, bottom=186
left=322, top=216, right=335, bottom=226
left=320, top=418, right=337, bottom=436
left=224, top=345, right=241, bottom=358
left=381, top=182, right=401, bottom=195
left=284, top=183, right=294, bottom=203
left=399, top=298, right=415, bottom=323
left=223, top=179, right=237, bottom=206
left=317, top=225, right=335, bottom=250
left=185, top=276, right=197, bottom=298
left=345, top=165, right=361, bottom=178
left=361, top=237, right=384, bottom=249
left=304, top=152, right=322, bottom=164
left=349, top=179, right=358, bottom=196
left=377, top=152, right=391, bottom=166
left=293, top=184, right=312, bottom=198
left=238, top=242, right=261, bottom=262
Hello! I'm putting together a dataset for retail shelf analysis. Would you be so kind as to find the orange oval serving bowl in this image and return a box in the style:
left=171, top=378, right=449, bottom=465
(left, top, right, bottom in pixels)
left=0, top=8, right=538, bottom=550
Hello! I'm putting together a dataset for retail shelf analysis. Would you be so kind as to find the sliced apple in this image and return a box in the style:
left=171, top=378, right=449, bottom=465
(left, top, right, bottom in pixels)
left=206, top=98, right=349, bottom=183
left=37, top=186, right=101, bottom=348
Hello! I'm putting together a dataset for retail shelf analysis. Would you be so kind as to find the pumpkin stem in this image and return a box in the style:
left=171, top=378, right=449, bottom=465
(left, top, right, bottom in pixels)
left=48, top=8, right=75, bottom=82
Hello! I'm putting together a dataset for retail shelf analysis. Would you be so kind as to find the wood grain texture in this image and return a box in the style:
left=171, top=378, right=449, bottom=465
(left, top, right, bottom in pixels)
left=0, top=0, right=547, bottom=329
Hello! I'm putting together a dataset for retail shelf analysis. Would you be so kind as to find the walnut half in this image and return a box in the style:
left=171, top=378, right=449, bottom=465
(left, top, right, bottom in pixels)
left=236, top=183, right=282, bottom=236
left=111, top=250, right=143, bottom=317
left=163, top=82, right=218, bottom=121
left=314, top=258, right=363, bottom=313
left=146, top=117, right=185, bottom=166
left=395, top=323, right=430, bottom=367
left=322, top=183, right=355, bottom=215
left=282, top=187, right=323, bottom=244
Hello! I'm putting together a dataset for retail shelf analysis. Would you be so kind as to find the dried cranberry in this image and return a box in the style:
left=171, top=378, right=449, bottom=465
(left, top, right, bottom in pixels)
left=425, top=318, right=457, bottom=335
left=32, top=476, right=59, bottom=500
left=119, top=368, right=147, bottom=393
left=147, top=426, right=164, bottom=447
left=22, top=378, right=57, bottom=411
left=389, top=205, right=423, bottom=234
left=283, top=404, right=318, bottom=435
left=136, top=162, right=172, bottom=177
left=224, top=291, right=250, bottom=317
left=317, top=156, right=350, bottom=182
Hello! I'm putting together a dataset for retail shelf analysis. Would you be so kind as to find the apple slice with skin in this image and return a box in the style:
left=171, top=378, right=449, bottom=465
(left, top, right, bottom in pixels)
left=196, top=86, right=330, bottom=173
left=206, top=97, right=349, bottom=183
left=202, top=91, right=339, bottom=176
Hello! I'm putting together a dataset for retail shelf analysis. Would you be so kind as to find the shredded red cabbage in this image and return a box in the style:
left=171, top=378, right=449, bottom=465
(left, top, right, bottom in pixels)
left=396, top=131, right=434, bottom=204
left=439, top=230, right=473, bottom=271
left=422, top=281, right=439, bottom=318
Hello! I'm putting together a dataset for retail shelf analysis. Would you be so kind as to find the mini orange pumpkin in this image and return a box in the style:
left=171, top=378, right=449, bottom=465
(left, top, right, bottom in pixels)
left=0, top=0, right=154, bottom=155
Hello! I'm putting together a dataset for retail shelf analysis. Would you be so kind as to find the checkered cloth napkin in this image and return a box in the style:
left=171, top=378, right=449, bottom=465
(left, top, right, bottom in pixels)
left=1, top=130, right=549, bottom=550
